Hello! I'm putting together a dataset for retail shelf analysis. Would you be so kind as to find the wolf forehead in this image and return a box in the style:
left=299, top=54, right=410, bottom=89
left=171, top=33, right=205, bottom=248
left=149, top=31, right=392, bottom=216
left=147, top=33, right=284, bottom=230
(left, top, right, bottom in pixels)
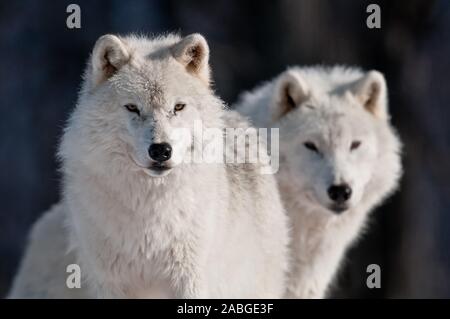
left=86, top=32, right=211, bottom=107
left=108, top=35, right=186, bottom=103
left=311, top=97, right=369, bottom=123
left=288, top=105, right=375, bottom=143
left=110, top=69, right=167, bottom=105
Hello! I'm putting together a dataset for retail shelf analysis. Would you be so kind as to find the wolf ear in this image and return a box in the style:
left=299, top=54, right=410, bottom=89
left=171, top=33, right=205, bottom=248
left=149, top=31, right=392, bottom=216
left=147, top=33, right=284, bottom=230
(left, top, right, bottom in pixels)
left=272, top=70, right=310, bottom=120
left=91, top=34, right=130, bottom=87
left=350, top=70, right=388, bottom=120
left=171, top=34, right=210, bottom=85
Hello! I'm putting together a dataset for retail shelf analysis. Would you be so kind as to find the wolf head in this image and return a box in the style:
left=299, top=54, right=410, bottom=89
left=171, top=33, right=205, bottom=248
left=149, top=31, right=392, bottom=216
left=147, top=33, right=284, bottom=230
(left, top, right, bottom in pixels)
left=61, top=33, right=224, bottom=178
left=272, top=67, right=401, bottom=215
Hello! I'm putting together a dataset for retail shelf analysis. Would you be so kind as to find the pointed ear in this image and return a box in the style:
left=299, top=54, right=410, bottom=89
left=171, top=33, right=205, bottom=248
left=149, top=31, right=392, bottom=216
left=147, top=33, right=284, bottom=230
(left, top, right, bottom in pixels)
left=272, top=70, right=310, bottom=120
left=350, top=70, right=388, bottom=120
left=171, top=34, right=210, bottom=85
left=91, top=34, right=130, bottom=87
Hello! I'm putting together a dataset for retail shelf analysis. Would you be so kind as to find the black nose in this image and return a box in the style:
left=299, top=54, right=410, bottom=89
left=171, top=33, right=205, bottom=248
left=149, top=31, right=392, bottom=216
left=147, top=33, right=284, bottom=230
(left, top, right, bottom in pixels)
left=148, top=143, right=172, bottom=162
left=328, top=184, right=352, bottom=203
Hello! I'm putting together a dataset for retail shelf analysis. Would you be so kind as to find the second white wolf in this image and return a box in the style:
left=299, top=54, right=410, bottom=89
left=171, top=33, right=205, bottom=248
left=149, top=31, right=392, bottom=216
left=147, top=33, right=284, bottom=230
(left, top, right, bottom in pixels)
left=235, top=66, right=402, bottom=298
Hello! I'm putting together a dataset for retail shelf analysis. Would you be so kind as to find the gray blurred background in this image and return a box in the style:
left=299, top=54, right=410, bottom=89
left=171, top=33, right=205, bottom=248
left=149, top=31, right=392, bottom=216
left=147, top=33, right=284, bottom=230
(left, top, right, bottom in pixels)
left=0, top=0, right=449, bottom=298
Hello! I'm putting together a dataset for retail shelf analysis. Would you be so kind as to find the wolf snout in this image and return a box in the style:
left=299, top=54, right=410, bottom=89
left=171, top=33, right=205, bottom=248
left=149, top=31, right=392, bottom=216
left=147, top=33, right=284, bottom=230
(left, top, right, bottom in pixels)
left=149, top=142, right=172, bottom=162
left=327, top=184, right=352, bottom=204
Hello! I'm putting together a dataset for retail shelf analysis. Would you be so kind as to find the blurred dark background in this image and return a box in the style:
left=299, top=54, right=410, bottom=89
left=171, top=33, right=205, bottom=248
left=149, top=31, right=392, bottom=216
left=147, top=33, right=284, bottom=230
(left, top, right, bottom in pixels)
left=0, top=0, right=449, bottom=298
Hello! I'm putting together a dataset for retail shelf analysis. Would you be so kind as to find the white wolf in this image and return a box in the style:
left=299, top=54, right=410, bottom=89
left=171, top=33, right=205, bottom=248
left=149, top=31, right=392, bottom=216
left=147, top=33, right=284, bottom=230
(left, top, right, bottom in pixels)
left=235, top=66, right=402, bottom=298
left=8, top=33, right=289, bottom=298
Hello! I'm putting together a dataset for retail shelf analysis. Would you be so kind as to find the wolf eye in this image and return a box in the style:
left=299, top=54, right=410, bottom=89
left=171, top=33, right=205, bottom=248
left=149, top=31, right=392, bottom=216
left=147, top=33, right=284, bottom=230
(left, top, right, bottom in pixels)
left=304, top=142, right=319, bottom=153
left=350, top=140, right=361, bottom=151
left=124, top=104, right=140, bottom=115
left=174, top=103, right=186, bottom=113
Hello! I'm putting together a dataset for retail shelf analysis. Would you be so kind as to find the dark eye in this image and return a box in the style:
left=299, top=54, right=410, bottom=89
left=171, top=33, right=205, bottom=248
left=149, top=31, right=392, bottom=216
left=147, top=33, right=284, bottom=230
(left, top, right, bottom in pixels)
left=350, top=140, right=361, bottom=151
left=174, top=103, right=186, bottom=113
left=304, top=142, right=319, bottom=153
left=124, top=104, right=140, bottom=115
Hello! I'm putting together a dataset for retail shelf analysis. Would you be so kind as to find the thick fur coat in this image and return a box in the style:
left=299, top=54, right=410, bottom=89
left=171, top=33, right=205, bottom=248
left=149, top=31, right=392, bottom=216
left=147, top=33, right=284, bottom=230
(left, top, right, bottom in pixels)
left=9, top=34, right=289, bottom=298
left=235, top=66, right=402, bottom=298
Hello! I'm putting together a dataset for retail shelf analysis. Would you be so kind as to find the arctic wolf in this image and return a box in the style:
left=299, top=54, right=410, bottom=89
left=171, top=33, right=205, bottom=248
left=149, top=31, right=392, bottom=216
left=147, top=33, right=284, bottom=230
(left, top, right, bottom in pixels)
left=235, top=66, right=402, bottom=298
left=9, top=33, right=289, bottom=298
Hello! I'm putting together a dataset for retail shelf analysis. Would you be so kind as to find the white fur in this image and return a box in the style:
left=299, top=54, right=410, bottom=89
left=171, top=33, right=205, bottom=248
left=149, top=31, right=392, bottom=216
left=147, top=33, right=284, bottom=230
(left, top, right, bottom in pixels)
left=235, top=65, right=402, bottom=298
left=8, top=204, right=87, bottom=298
left=9, top=34, right=289, bottom=298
